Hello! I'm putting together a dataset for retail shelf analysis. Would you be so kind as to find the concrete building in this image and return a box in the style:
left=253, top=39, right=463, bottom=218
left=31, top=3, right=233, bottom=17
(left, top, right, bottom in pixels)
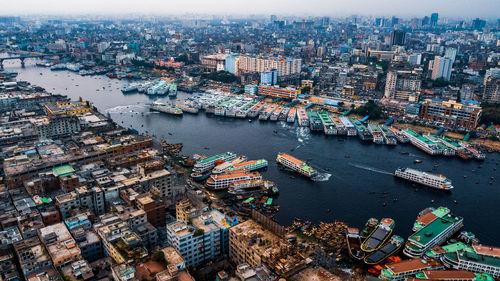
left=38, top=223, right=82, bottom=268
left=136, top=195, right=166, bottom=227
left=419, top=99, right=482, bottom=130
left=55, top=186, right=105, bottom=219
left=237, top=55, right=301, bottom=78
left=13, top=237, right=53, bottom=277
left=224, top=54, right=239, bottom=75
left=71, top=227, right=103, bottom=262
left=390, top=30, right=406, bottom=46
left=31, top=115, right=81, bottom=140
left=201, top=54, right=228, bottom=72
left=384, top=69, right=422, bottom=101
left=483, top=76, right=500, bottom=103
left=260, top=69, right=277, bottom=86
left=431, top=56, right=453, bottom=81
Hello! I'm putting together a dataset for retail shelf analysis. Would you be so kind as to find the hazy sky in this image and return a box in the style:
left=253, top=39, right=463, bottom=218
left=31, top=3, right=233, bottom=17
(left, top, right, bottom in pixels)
left=2, top=0, right=500, bottom=18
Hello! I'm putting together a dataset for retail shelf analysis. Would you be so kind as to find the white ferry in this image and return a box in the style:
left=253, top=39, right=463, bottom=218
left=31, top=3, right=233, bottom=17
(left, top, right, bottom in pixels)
left=394, top=168, right=453, bottom=191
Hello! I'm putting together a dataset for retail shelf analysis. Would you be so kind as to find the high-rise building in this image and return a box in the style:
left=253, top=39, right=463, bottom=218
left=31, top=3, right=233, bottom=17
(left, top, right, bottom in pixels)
left=483, top=77, right=500, bottom=103
left=419, top=100, right=482, bottom=130
left=384, top=69, right=422, bottom=100
left=422, top=16, right=430, bottom=26
left=238, top=55, right=301, bottom=78
left=390, top=30, right=406, bottom=46
left=472, top=18, right=486, bottom=30
left=431, top=56, right=453, bottom=81
left=444, top=47, right=457, bottom=63
left=270, top=15, right=277, bottom=22
left=391, top=16, right=399, bottom=26
left=260, top=69, right=277, bottom=86
left=408, top=53, right=422, bottom=65
left=430, top=13, right=439, bottom=26
left=224, top=54, right=239, bottom=75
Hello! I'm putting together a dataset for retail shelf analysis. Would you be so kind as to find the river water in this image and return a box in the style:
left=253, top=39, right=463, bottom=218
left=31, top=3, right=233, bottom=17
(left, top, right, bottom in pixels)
left=4, top=58, right=500, bottom=245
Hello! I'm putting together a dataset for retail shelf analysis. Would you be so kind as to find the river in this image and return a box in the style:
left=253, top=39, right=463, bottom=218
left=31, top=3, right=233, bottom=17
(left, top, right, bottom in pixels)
left=4, top=58, right=500, bottom=245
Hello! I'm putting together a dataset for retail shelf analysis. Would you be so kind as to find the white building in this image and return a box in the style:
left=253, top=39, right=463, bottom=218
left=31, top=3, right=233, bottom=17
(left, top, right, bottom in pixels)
left=431, top=56, right=453, bottom=81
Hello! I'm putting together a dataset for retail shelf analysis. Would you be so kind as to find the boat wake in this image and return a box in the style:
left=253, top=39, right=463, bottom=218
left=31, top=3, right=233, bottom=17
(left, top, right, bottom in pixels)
left=294, top=127, right=311, bottom=149
left=348, top=163, right=393, bottom=176
left=312, top=172, right=331, bottom=182
left=106, top=104, right=148, bottom=114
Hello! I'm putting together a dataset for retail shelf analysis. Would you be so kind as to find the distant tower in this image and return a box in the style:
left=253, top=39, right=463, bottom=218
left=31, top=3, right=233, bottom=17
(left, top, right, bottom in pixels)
left=390, top=30, right=406, bottom=46
left=430, top=13, right=439, bottom=27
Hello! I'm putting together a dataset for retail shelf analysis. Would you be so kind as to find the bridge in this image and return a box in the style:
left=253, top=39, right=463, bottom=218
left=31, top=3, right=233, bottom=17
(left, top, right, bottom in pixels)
left=0, top=49, right=61, bottom=68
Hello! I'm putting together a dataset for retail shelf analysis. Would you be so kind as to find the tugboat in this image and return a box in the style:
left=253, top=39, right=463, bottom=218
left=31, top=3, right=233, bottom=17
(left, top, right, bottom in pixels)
left=346, top=228, right=365, bottom=261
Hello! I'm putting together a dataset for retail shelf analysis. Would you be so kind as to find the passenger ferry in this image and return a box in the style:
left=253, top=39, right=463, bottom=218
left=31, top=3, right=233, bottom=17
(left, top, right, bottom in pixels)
left=287, top=107, right=297, bottom=123
left=352, top=119, right=373, bottom=141
left=340, top=117, right=357, bottom=136
left=212, top=156, right=247, bottom=174
left=403, top=211, right=463, bottom=258
left=297, top=107, right=309, bottom=127
left=270, top=106, right=283, bottom=121
left=278, top=107, right=290, bottom=121
left=331, top=116, right=346, bottom=135
left=380, top=125, right=397, bottom=145
left=228, top=159, right=268, bottom=172
left=394, top=168, right=454, bottom=191
left=308, top=111, right=324, bottom=131
left=401, top=129, right=441, bottom=155
left=150, top=103, right=183, bottom=115
left=412, top=207, right=450, bottom=232
left=368, top=124, right=384, bottom=144
left=361, top=218, right=395, bottom=252
left=318, top=111, right=337, bottom=135
left=276, top=152, right=317, bottom=178
left=121, top=83, right=140, bottom=93
left=206, top=171, right=262, bottom=190
left=389, top=127, right=409, bottom=143
left=192, top=152, right=237, bottom=173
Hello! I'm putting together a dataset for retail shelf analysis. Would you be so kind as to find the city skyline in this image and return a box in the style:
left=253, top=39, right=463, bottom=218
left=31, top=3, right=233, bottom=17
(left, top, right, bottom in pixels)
left=1, top=0, right=500, bottom=19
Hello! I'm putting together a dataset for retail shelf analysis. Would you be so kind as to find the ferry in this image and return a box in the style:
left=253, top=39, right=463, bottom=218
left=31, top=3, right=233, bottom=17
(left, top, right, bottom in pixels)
left=401, top=129, right=441, bottom=155
left=308, top=111, right=324, bottom=131
left=228, top=159, right=268, bottom=172
left=287, top=107, right=297, bottom=123
left=190, top=172, right=211, bottom=181
left=150, top=103, right=183, bottom=115
left=340, top=117, right=357, bottom=136
left=346, top=228, right=365, bottom=261
left=394, top=168, right=453, bottom=191
left=138, top=81, right=154, bottom=93
left=318, top=111, right=337, bottom=135
left=212, top=156, right=247, bottom=174
left=331, top=116, right=346, bottom=135
left=361, top=218, right=395, bottom=252
left=368, top=123, right=384, bottom=144
left=278, top=107, right=290, bottom=121
left=259, top=104, right=278, bottom=121
left=351, top=119, right=373, bottom=141
left=247, top=101, right=266, bottom=118
left=121, top=83, right=140, bottom=93
left=380, top=125, right=397, bottom=145
left=364, top=235, right=404, bottom=265
left=206, top=171, right=262, bottom=190
left=360, top=218, right=379, bottom=240
left=176, top=103, right=199, bottom=114
left=228, top=179, right=276, bottom=195
left=192, top=152, right=237, bottom=173
left=403, top=211, right=463, bottom=258
left=465, top=146, right=486, bottom=160
left=270, top=106, right=283, bottom=121
left=168, top=83, right=177, bottom=97
left=297, top=107, right=309, bottom=127
left=389, top=127, right=409, bottom=143
left=412, top=207, right=450, bottom=232
left=276, top=152, right=317, bottom=178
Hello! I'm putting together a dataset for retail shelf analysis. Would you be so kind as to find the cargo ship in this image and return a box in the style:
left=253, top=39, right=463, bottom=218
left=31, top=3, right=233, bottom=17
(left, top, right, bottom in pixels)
left=346, top=228, right=365, bottom=261
left=150, top=103, right=183, bottom=115
left=297, top=107, right=309, bottom=127
left=192, top=152, right=237, bottom=174
left=360, top=218, right=379, bottom=240
left=394, top=168, right=454, bottom=191
left=287, top=107, right=297, bottom=123
left=364, top=235, right=404, bottom=264
left=212, top=156, right=247, bottom=174
left=228, top=159, right=268, bottom=172
left=276, top=152, right=317, bottom=178
left=412, top=207, right=450, bottom=232
left=403, top=211, right=463, bottom=258
left=206, top=171, right=262, bottom=190
left=361, top=218, right=395, bottom=252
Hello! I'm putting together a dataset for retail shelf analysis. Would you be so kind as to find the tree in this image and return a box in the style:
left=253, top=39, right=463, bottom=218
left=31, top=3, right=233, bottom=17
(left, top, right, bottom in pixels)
left=152, top=251, right=165, bottom=263
left=301, top=86, right=311, bottom=94
left=193, top=229, right=205, bottom=237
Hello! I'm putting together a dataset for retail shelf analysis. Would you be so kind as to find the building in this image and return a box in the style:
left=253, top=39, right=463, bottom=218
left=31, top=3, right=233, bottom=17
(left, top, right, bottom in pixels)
left=13, top=237, right=53, bottom=277
left=444, top=47, right=457, bottom=62
left=224, top=54, right=239, bottom=75
left=37, top=223, right=82, bottom=268
left=379, top=258, right=442, bottom=280
left=32, top=115, right=81, bottom=140
left=483, top=76, right=500, bottom=103
left=161, top=246, right=186, bottom=270
left=260, top=69, right=277, bottom=86
left=430, top=13, right=439, bottom=26
left=390, top=30, right=406, bottom=46
left=244, top=85, right=258, bottom=95
left=136, top=195, right=166, bottom=227
left=408, top=53, right=422, bottom=65
left=257, top=86, right=300, bottom=99
left=384, top=69, right=422, bottom=101
left=166, top=210, right=231, bottom=267
left=431, top=56, right=453, bottom=81
left=45, top=100, right=93, bottom=116
left=55, top=186, right=105, bottom=219
left=237, top=55, right=301, bottom=78
left=200, top=54, right=228, bottom=72
left=418, top=99, right=482, bottom=130
left=112, top=264, right=136, bottom=281
left=71, top=227, right=103, bottom=262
